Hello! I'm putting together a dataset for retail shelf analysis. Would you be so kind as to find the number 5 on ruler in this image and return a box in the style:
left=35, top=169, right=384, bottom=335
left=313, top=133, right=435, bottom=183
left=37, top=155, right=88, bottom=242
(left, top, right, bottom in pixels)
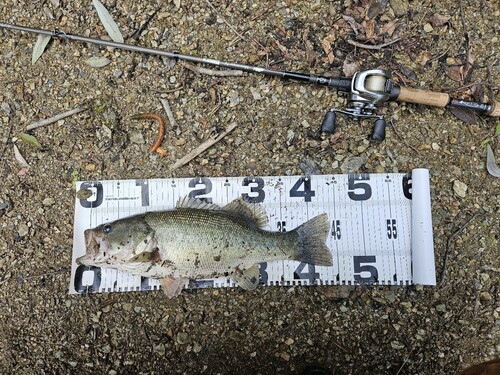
left=353, top=256, right=378, bottom=284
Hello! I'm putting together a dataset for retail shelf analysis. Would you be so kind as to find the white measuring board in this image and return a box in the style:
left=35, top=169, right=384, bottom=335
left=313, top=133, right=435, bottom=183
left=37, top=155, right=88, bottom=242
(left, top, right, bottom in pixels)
left=69, top=169, right=436, bottom=294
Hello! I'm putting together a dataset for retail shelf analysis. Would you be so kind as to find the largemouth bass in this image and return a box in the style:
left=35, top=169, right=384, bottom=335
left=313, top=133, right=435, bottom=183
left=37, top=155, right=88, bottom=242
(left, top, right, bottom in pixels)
left=76, top=197, right=332, bottom=297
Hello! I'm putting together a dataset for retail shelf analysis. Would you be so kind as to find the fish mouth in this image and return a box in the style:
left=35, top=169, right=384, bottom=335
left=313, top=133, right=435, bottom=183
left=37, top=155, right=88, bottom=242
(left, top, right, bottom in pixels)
left=84, top=229, right=100, bottom=256
left=76, top=254, right=91, bottom=266
left=75, top=229, right=102, bottom=266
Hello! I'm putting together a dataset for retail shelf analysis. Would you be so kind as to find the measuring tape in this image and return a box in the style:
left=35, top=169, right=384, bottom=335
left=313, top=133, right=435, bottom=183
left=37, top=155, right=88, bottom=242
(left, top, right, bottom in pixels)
left=69, top=169, right=436, bottom=294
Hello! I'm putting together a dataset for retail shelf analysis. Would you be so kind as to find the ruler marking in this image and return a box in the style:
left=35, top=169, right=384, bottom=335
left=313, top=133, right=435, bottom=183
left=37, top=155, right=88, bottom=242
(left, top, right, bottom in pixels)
left=71, top=173, right=427, bottom=293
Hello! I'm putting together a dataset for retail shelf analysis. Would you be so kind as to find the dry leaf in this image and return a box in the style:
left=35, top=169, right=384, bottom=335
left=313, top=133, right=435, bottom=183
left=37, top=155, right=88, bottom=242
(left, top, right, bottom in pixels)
left=86, top=56, right=112, bottom=68
left=32, top=34, right=51, bottom=65
left=417, top=51, right=432, bottom=66
left=381, top=19, right=399, bottom=37
left=399, top=65, right=417, bottom=81
left=444, top=65, right=464, bottom=82
left=13, top=144, right=29, bottom=168
left=321, top=31, right=337, bottom=64
left=486, top=144, right=500, bottom=178
left=430, top=14, right=451, bottom=28
left=449, top=107, right=479, bottom=124
left=343, top=60, right=361, bottom=77
left=303, top=28, right=317, bottom=67
left=342, top=15, right=364, bottom=37
left=470, top=84, right=484, bottom=103
left=363, top=19, right=376, bottom=40
left=92, top=0, right=124, bottom=43
left=366, top=0, right=389, bottom=20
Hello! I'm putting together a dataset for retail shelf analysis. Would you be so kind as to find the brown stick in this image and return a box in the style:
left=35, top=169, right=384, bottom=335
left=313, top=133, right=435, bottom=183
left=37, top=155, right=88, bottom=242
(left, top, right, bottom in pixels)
left=159, top=98, right=181, bottom=136
left=347, top=37, right=401, bottom=50
left=169, top=122, right=238, bottom=172
left=183, top=62, right=244, bottom=77
left=26, top=107, right=87, bottom=130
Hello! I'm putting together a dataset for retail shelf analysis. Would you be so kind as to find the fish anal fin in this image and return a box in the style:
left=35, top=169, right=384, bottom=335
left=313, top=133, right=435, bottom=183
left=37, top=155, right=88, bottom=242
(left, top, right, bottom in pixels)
left=161, top=277, right=188, bottom=298
left=232, top=264, right=260, bottom=291
left=223, top=198, right=268, bottom=229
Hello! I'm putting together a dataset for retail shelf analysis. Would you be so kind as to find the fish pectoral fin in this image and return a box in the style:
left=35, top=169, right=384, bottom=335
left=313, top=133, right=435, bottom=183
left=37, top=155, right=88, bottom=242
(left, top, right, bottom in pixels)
left=232, top=264, right=260, bottom=291
left=160, top=277, right=188, bottom=298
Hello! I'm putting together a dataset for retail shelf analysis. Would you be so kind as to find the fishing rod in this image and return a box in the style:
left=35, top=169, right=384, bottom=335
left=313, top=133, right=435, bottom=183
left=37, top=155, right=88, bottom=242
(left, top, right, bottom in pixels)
left=1, top=22, right=498, bottom=140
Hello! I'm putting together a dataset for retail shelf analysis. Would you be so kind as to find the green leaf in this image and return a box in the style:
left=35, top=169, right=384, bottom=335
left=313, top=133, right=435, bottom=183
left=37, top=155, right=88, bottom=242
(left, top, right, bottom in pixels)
left=495, top=122, right=500, bottom=137
left=32, top=34, right=52, bottom=65
left=19, top=133, right=42, bottom=149
left=92, top=0, right=124, bottom=43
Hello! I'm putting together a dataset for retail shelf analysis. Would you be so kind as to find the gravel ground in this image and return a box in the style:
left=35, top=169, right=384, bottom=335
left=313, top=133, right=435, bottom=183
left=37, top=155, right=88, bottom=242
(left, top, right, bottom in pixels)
left=0, top=1, right=498, bottom=374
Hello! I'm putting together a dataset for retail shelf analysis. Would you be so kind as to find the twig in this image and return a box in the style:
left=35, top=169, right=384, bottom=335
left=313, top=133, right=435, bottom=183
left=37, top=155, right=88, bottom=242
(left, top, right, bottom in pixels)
left=204, top=0, right=247, bottom=41
left=424, top=47, right=451, bottom=67
left=130, top=113, right=165, bottom=153
left=458, top=0, right=472, bottom=81
left=446, top=82, right=500, bottom=94
left=204, top=0, right=267, bottom=51
left=389, top=121, right=421, bottom=155
left=128, top=7, right=161, bottom=41
left=169, top=122, right=238, bottom=172
left=438, top=212, right=482, bottom=287
left=347, top=37, right=401, bottom=50
left=183, top=62, right=244, bottom=77
left=26, top=107, right=87, bottom=130
left=396, top=347, right=415, bottom=375
left=160, top=98, right=181, bottom=136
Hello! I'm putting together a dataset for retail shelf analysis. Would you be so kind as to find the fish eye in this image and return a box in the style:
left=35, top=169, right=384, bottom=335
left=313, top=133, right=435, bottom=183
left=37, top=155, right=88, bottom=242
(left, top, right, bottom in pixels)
left=103, top=224, right=112, bottom=235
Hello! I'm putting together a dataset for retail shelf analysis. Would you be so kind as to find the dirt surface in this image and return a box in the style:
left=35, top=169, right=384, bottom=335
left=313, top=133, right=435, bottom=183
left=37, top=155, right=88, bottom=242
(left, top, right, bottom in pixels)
left=0, top=0, right=499, bottom=374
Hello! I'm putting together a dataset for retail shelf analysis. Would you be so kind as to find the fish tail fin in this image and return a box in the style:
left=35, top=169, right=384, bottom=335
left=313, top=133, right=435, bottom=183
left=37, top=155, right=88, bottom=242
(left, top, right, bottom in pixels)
left=293, top=213, right=333, bottom=266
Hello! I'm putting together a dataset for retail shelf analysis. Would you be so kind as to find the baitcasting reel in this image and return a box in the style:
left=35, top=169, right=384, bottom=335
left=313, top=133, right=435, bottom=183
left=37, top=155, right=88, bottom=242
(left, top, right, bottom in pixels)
left=321, top=69, right=392, bottom=141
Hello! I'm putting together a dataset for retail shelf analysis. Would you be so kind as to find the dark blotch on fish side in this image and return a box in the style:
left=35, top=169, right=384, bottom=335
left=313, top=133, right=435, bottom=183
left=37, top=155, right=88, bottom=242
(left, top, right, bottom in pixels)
left=213, top=255, right=221, bottom=262
left=151, top=248, right=161, bottom=262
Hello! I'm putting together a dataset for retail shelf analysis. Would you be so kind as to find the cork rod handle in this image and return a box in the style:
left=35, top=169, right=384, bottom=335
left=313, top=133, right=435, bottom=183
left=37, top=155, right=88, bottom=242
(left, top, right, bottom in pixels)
left=396, top=87, right=450, bottom=108
left=487, top=102, right=500, bottom=117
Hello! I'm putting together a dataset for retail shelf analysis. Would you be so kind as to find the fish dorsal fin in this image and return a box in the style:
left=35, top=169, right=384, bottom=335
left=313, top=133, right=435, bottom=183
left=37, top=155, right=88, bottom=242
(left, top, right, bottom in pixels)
left=222, top=198, right=268, bottom=229
left=176, top=196, right=221, bottom=210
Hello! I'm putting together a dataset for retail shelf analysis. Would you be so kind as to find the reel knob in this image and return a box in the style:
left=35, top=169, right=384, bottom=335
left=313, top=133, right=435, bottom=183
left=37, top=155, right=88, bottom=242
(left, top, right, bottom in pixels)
left=320, top=110, right=336, bottom=133
left=370, top=118, right=386, bottom=141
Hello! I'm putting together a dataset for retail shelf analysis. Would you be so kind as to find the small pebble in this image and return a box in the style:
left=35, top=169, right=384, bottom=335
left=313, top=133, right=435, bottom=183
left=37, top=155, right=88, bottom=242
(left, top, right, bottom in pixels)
left=340, top=156, right=365, bottom=173
left=453, top=180, right=467, bottom=198
left=42, top=197, right=55, bottom=206
left=193, top=342, right=202, bottom=353
left=175, top=138, right=186, bottom=146
left=176, top=332, right=189, bottom=345
left=423, top=23, right=434, bottom=33
left=17, top=224, right=29, bottom=237
left=391, top=341, right=405, bottom=350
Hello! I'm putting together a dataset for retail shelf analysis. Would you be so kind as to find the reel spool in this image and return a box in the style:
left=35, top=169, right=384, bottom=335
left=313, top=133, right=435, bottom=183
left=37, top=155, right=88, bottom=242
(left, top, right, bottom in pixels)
left=321, top=69, right=392, bottom=140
